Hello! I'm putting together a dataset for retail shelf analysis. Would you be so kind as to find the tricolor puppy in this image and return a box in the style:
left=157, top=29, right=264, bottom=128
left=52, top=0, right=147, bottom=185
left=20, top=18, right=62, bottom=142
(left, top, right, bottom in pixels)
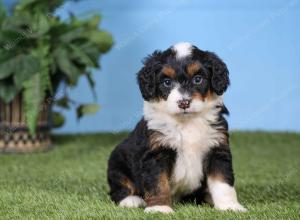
left=107, top=42, right=246, bottom=214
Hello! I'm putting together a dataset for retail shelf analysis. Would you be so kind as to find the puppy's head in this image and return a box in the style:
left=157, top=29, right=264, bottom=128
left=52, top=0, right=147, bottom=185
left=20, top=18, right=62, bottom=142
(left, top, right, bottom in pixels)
left=138, top=42, right=229, bottom=116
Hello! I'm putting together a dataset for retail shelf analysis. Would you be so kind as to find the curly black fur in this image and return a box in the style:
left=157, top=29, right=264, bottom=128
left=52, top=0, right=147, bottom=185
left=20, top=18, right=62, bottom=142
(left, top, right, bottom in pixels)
left=137, top=46, right=230, bottom=100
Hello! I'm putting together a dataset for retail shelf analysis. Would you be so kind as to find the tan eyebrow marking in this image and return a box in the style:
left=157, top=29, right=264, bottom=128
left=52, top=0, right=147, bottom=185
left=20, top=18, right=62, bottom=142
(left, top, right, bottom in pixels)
left=187, top=61, right=202, bottom=76
left=162, top=66, right=176, bottom=78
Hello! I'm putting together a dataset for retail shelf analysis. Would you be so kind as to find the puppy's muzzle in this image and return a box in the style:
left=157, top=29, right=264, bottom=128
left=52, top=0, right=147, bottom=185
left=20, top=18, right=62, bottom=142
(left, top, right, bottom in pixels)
left=177, top=99, right=191, bottom=110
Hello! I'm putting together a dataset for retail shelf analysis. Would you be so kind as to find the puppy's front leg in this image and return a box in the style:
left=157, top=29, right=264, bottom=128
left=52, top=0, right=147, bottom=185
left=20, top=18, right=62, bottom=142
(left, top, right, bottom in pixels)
left=141, top=148, right=175, bottom=214
left=207, top=147, right=246, bottom=212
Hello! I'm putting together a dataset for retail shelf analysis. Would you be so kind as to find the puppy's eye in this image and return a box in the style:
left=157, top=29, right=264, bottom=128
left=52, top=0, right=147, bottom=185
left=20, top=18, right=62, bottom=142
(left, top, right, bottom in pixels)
left=163, top=78, right=172, bottom=88
left=192, top=75, right=202, bottom=85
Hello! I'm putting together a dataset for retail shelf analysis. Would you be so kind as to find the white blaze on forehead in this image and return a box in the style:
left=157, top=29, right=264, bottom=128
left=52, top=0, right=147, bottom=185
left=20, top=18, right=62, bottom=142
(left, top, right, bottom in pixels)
left=172, top=42, right=193, bottom=59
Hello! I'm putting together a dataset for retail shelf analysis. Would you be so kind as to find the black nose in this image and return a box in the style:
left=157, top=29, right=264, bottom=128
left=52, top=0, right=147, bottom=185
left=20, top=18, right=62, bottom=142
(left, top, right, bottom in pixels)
left=177, top=99, right=191, bottom=110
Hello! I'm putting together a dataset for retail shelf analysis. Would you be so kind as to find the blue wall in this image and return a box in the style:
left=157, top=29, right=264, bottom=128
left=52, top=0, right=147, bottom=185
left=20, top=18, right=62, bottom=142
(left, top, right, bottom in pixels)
left=5, top=0, right=300, bottom=132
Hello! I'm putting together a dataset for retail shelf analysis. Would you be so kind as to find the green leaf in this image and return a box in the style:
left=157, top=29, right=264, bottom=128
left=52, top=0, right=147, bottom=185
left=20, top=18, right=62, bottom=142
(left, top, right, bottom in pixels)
left=31, top=13, right=50, bottom=37
left=79, top=42, right=101, bottom=67
left=16, top=0, right=65, bottom=13
left=0, top=54, right=40, bottom=87
left=15, top=0, right=37, bottom=9
left=23, top=72, right=48, bottom=135
left=85, top=72, right=97, bottom=99
left=69, top=44, right=95, bottom=67
left=0, top=81, right=20, bottom=103
left=26, top=46, right=53, bottom=133
left=0, top=64, right=13, bottom=79
left=2, top=11, right=49, bottom=38
left=84, top=30, right=113, bottom=53
left=55, top=96, right=70, bottom=109
left=86, top=15, right=101, bottom=28
left=13, top=55, right=41, bottom=87
left=0, top=0, right=7, bottom=24
left=0, top=50, right=17, bottom=79
left=76, top=103, right=100, bottom=120
left=59, top=26, right=85, bottom=43
left=1, top=12, right=33, bottom=33
left=31, top=45, right=53, bottom=93
left=52, top=111, right=65, bottom=128
left=53, top=47, right=82, bottom=84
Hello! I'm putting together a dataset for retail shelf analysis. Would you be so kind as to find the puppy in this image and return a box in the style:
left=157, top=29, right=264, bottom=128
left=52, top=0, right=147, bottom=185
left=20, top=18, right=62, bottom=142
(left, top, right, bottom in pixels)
left=107, top=42, right=246, bottom=214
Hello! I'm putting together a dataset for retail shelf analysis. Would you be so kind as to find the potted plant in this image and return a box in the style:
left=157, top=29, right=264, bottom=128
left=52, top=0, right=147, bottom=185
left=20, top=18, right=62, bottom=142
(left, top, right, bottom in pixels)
left=0, top=0, right=113, bottom=153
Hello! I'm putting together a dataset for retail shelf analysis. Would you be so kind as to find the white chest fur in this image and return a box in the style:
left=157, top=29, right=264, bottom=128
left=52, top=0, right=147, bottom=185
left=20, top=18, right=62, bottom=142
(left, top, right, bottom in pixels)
left=168, top=116, right=222, bottom=196
left=144, top=101, right=225, bottom=197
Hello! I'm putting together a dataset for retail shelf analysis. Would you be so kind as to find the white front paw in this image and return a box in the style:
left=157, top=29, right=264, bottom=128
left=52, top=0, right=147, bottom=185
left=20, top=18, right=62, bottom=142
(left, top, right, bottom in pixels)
left=216, top=202, right=247, bottom=212
left=119, top=196, right=146, bottom=208
left=145, top=205, right=174, bottom=214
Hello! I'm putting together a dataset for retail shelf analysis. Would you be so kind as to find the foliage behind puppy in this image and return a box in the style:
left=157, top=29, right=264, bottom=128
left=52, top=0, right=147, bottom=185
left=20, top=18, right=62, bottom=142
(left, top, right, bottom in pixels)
left=107, top=42, right=246, bottom=214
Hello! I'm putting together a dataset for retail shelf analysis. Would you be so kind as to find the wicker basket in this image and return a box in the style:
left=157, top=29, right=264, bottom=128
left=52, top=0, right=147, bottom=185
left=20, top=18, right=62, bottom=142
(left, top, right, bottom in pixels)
left=0, top=95, right=52, bottom=153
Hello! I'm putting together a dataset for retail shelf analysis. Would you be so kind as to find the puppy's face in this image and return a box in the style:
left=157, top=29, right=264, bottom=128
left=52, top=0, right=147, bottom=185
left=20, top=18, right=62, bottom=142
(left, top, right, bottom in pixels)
left=138, top=42, right=229, bottom=116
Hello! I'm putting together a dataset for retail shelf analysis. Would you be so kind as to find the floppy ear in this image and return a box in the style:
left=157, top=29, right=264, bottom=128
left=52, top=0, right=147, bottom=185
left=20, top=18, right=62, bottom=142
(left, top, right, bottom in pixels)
left=204, top=52, right=230, bottom=95
left=137, top=51, right=162, bottom=101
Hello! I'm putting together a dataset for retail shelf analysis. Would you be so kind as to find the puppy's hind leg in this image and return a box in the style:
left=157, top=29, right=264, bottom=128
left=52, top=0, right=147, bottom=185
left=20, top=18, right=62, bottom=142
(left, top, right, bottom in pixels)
left=108, top=171, right=146, bottom=208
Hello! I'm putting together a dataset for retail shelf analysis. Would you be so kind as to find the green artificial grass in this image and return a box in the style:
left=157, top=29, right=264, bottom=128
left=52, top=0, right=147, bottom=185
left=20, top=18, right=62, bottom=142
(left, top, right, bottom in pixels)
left=0, top=132, right=299, bottom=219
